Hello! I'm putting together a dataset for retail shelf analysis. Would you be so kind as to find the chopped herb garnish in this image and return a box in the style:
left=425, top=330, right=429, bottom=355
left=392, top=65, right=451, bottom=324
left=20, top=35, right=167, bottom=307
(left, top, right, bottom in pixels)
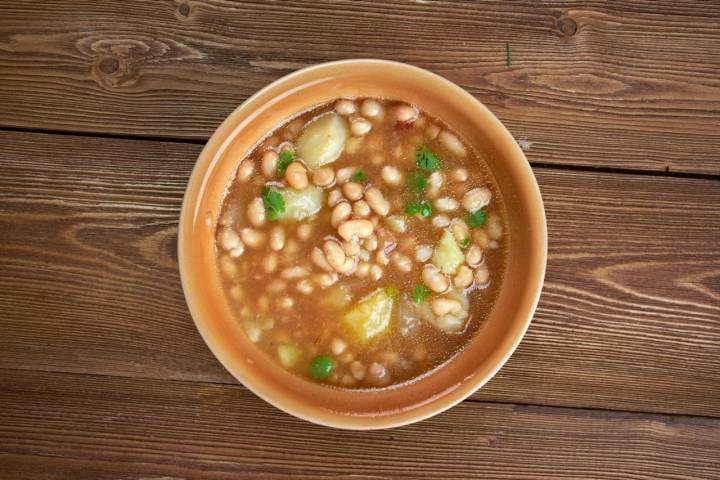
left=352, top=169, right=366, bottom=183
left=261, top=187, right=285, bottom=221
left=409, top=171, right=427, bottom=193
left=460, top=238, right=471, bottom=248
left=277, top=150, right=294, bottom=174
left=420, top=200, right=432, bottom=218
left=404, top=201, right=421, bottom=216
left=404, top=200, right=431, bottom=218
left=411, top=284, right=432, bottom=304
left=415, top=146, right=441, bottom=172
left=385, top=286, right=398, bottom=298
left=467, top=210, right=487, bottom=228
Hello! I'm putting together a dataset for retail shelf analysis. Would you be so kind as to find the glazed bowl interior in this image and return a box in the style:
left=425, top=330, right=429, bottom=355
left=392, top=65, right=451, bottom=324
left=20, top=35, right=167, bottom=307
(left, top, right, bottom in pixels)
left=179, top=60, right=546, bottom=429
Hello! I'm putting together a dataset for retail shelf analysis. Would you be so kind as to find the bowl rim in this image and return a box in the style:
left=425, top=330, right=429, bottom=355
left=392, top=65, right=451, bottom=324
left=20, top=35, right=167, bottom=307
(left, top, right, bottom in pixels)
left=178, top=59, right=547, bottom=429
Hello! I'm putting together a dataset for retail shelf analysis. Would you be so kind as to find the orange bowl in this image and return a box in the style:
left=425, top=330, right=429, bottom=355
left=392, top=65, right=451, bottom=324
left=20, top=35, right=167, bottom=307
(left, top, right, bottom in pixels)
left=179, top=60, right=547, bottom=429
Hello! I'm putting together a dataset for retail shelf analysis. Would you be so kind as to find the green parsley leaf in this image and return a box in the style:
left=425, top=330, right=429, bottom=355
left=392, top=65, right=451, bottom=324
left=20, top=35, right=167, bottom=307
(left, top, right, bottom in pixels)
left=415, top=146, right=440, bottom=172
left=352, top=169, right=366, bottom=183
left=261, top=187, right=285, bottom=221
left=420, top=201, right=432, bottom=218
left=277, top=150, right=294, bottom=174
left=411, top=284, right=431, bottom=304
left=467, top=210, right=487, bottom=228
left=460, top=238, right=471, bottom=248
left=409, top=171, right=427, bottom=193
left=404, top=201, right=421, bottom=216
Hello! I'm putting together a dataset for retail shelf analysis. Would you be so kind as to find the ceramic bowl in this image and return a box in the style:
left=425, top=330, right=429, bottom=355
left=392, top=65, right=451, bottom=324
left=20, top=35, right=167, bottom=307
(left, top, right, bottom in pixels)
left=179, top=59, right=547, bottom=429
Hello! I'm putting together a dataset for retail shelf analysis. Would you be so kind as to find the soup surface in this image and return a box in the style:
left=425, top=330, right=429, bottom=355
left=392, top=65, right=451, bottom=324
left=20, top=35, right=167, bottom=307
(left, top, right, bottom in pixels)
left=216, top=98, right=507, bottom=389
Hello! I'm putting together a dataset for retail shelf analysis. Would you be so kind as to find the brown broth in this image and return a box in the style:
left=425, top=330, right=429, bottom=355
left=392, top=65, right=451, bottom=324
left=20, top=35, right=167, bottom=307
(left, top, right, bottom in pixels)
left=215, top=98, right=507, bottom=389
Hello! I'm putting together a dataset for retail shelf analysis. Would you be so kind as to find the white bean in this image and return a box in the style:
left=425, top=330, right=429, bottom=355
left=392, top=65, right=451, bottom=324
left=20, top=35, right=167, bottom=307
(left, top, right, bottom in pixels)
left=422, top=264, right=449, bottom=293
left=229, top=245, right=245, bottom=258
left=315, top=272, right=338, bottom=289
left=452, top=168, right=468, bottom=182
left=350, top=117, right=372, bottom=136
left=342, top=239, right=361, bottom=256
left=335, top=167, right=357, bottom=184
left=462, top=187, right=492, bottom=212
left=312, top=167, right=335, bottom=187
left=432, top=214, right=450, bottom=228
left=296, top=279, right=314, bottom=295
left=331, top=201, right=352, bottom=228
left=381, top=165, right=403, bottom=186
left=454, top=265, right=473, bottom=288
left=426, top=171, right=444, bottom=199
left=323, top=240, right=347, bottom=272
left=370, top=264, right=383, bottom=280
left=376, top=249, right=389, bottom=266
left=356, top=262, right=370, bottom=277
left=486, top=214, right=503, bottom=240
left=395, top=104, right=418, bottom=123
left=311, top=247, right=334, bottom=272
left=240, top=228, right=266, bottom=248
left=343, top=182, right=364, bottom=201
left=363, top=234, right=378, bottom=251
left=350, top=361, right=366, bottom=381
left=353, top=200, right=371, bottom=217
left=435, top=197, right=459, bottom=212
left=219, top=228, right=240, bottom=251
left=236, top=159, right=254, bottom=182
left=281, top=266, right=309, bottom=279
left=465, top=245, right=484, bottom=267
left=390, top=252, right=412, bottom=272
left=474, top=265, right=490, bottom=287
left=279, top=297, right=294, bottom=309
left=432, top=298, right=463, bottom=316
left=438, top=130, right=467, bottom=157
left=334, top=99, right=356, bottom=115
left=261, top=150, right=278, bottom=177
left=247, top=197, right=266, bottom=227
left=368, top=362, right=388, bottom=383
left=450, top=218, right=470, bottom=243
left=338, top=219, right=374, bottom=241
left=328, top=188, right=344, bottom=207
left=364, top=187, right=390, bottom=216
left=285, top=161, right=308, bottom=190
left=473, top=229, right=491, bottom=249
left=269, top=225, right=285, bottom=251
left=219, top=255, right=238, bottom=278
left=360, top=99, right=382, bottom=118
left=415, top=244, right=433, bottom=262
left=330, top=338, right=347, bottom=355
left=262, top=252, right=278, bottom=273
left=297, top=223, right=312, bottom=241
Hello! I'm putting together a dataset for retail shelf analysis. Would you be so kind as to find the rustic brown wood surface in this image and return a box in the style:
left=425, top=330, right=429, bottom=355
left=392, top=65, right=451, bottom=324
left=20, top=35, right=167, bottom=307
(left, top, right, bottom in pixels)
left=1, top=369, right=719, bottom=480
left=1, top=1, right=719, bottom=174
left=0, top=1, right=719, bottom=478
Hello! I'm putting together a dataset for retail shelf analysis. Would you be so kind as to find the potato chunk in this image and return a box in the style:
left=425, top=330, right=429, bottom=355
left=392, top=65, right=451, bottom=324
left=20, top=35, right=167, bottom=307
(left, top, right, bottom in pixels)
left=277, top=343, right=302, bottom=369
left=431, top=229, right=464, bottom=275
left=296, top=113, right=349, bottom=169
left=342, top=288, right=394, bottom=343
left=278, top=186, right=323, bottom=221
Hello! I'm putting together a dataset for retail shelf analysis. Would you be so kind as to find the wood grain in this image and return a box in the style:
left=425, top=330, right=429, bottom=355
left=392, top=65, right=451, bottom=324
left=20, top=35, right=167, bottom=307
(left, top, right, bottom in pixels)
left=1, top=369, right=718, bottom=480
left=1, top=130, right=718, bottom=417
left=0, top=1, right=719, bottom=174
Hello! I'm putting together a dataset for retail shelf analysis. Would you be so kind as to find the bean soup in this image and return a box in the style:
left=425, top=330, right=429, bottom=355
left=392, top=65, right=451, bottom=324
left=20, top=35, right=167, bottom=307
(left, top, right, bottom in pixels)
left=216, top=98, right=507, bottom=389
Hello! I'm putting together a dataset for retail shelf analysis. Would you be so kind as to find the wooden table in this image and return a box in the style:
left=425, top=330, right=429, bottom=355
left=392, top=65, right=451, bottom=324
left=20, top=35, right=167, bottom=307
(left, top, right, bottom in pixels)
left=1, top=2, right=719, bottom=478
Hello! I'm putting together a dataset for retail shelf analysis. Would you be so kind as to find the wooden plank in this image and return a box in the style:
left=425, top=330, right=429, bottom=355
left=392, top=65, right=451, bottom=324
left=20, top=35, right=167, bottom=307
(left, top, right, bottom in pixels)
left=1, top=130, right=718, bottom=416
left=0, top=369, right=718, bottom=480
left=0, top=1, right=718, bottom=174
